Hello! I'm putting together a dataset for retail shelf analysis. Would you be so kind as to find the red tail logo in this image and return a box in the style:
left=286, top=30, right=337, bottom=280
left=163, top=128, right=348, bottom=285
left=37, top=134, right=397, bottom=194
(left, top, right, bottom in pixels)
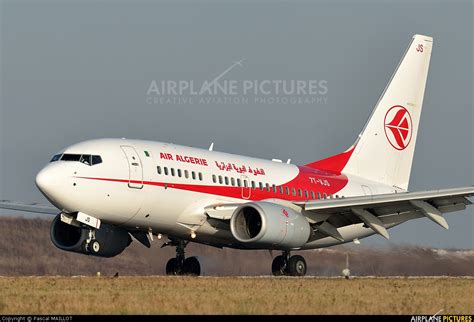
left=384, top=105, right=413, bottom=150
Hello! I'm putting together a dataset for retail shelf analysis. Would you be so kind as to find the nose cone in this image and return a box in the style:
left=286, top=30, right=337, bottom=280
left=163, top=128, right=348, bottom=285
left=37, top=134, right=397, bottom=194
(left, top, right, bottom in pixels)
left=35, top=166, right=58, bottom=201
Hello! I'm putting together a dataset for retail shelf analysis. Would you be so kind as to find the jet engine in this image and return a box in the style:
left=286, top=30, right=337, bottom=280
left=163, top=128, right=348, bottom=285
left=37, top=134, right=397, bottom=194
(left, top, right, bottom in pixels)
left=50, top=214, right=132, bottom=257
left=230, top=202, right=311, bottom=249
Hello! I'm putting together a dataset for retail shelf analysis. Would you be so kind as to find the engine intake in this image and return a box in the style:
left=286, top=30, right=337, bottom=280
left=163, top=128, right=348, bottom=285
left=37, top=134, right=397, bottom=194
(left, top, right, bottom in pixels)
left=50, top=214, right=132, bottom=257
left=230, top=202, right=311, bottom=249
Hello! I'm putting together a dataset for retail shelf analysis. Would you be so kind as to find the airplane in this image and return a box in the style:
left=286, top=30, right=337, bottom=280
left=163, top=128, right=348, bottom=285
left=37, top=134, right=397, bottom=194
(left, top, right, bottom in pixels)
left=1, top=34, right=473, bottom=276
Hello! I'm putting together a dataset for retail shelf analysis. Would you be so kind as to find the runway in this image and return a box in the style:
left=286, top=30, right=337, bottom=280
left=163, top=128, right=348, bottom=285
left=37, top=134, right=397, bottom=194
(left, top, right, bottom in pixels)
left=0, top=276, right=472, bottom=314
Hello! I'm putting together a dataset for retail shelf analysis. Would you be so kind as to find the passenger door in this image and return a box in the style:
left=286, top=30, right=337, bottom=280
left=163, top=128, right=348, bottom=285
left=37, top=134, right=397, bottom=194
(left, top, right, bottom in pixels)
left=121, top=145, right=144, bottom=189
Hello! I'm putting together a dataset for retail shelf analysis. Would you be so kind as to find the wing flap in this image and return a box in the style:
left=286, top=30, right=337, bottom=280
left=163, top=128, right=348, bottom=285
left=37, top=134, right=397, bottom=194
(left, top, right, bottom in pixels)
left=301, top=187, right=474, bottom=213
left=299, top=186, right=474, bottom=234
left=352, top=208, right=390, bottom=239
left=410, top=200, right=449, bottom=229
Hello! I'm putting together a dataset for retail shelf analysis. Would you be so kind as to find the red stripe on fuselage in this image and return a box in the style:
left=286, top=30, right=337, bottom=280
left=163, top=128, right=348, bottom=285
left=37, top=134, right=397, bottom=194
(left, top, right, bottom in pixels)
left=75, top=166, right=348, bottom=201
left=305, top=147, right=355, bottom=174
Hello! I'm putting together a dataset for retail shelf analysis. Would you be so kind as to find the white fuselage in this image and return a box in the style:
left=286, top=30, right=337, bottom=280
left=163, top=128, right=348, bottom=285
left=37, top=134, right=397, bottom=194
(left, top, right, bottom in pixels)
left=36, top=138, right=401, bottom=250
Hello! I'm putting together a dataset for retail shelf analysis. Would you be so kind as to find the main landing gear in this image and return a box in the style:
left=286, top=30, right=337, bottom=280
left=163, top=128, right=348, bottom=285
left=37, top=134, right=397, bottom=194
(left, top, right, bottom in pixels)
left=164, top=239, right=201, bottom=276
left=272, top=251, right=307, bottom=277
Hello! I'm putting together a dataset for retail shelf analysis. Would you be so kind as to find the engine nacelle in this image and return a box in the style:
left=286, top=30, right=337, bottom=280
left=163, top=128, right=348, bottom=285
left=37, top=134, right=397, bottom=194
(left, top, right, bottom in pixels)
left=230, top=202, right=311, bottom=249
left=50, top=214, right=132, bottom=257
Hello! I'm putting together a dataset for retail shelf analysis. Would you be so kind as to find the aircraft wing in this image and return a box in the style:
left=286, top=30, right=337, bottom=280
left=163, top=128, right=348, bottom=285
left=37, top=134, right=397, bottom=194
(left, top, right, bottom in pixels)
left=205, top=187, right=473, bottom=242
left=0, top=200, right=58, bottom=215
left=296, top=187, right=474, bottom=240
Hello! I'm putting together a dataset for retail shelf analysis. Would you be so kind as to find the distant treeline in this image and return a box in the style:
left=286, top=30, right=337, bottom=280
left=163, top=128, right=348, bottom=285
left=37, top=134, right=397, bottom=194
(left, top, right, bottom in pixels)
left=1, top=217, right=473, bottom=276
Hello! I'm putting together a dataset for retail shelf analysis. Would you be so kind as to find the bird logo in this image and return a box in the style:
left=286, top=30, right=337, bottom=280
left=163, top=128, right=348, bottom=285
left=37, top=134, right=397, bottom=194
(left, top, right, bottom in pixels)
left=384, top=105, right=413, bottom=150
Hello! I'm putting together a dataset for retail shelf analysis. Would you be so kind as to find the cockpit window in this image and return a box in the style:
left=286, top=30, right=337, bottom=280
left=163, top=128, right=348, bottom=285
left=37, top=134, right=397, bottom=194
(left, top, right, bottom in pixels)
left=61, top=154, right=81, bottom=161
left=57, top=153, right=103, bottom=166
left=80, top=154, right=91, bottom=165
left=50, top=154, right=62, bottom=162
left=91, top=155, right=102, bottom=165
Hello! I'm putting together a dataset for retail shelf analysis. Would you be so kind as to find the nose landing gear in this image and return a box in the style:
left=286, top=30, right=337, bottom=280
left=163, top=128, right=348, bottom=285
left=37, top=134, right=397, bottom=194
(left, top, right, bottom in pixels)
left=164, top=239, right=201, bottom=276
left=271, top=251, right=307, bottom=277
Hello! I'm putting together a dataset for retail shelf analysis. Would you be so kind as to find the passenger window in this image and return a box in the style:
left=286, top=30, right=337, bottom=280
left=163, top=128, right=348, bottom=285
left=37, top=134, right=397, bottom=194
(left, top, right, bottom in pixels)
left=237, top=179, right=241, bottom=187
left=279, top=186, right=283, bottom=194
left=244, top=180, right=248, bottom=188
left=170, top=168, right=175, bottom=176
left=231, top=178, right=235, bottom=186
left=311, top=191, right=315, bottom=199
left=177, top=169, right=182, bottom=177
left=272, top=184, right=276, bottom=193
left=50, top=154, right=62, bottom=162
left=259, top=182, right=263, bottom=190
left=286, top=187, right=290, bottom=195
left=198, top=173, right=203, bottom=181
left=218, top=176, right=223, bottom=184
left=304, top=190, right=309, bottom=199
left=292, top=188, right=296, bottom=196
left=298, top=189, right=302, bottom=197
left=212, top=175, right=216, bottom=183
left=184, top=170, right=189, bottom=179
left=317, top=192, right=321, bottom=199
left=225, top=177, right=229, bottom=185
left=192, top=171, right=196, bottom=180
left=157, top=166, right=162, bottom=174
left=323, top=193, right=327, bottom=199
left=164, top=167, right=169, bottom=175
left=80, top=155, right=91, bottom=166
left=251, top=181, right=256, bottom=189
left=265, top=183, right=270, bottom=192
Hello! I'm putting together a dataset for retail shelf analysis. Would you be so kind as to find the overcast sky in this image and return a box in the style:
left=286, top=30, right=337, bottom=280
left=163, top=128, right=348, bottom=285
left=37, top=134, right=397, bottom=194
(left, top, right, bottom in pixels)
left=1, top=0, right=472, bottom=248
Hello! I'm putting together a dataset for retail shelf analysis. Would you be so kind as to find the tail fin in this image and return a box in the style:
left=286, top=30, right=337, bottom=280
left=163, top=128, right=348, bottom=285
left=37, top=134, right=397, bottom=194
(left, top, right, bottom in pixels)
left=307, top=34, right=433, bottom=191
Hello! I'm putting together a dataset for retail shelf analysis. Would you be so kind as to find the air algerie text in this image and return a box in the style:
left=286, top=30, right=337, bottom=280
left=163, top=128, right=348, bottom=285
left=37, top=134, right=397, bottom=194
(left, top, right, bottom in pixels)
left=160, top=152, right=208, bottom=166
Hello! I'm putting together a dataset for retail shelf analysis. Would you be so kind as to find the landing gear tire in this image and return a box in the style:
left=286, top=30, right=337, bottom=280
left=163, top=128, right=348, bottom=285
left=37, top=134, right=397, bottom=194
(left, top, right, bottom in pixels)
left=89, top=239, right=101, bottom=255
left=183, top=257, right=201, bottom=276
left=81, top=240, right=90, bottom=254
left=166, top=258, right=179, bottom=275
left=271, top=255, right=285, bottom=276
left=164, top=240, right=201, bottom=276
left=288, top=255, right=307, bottom=277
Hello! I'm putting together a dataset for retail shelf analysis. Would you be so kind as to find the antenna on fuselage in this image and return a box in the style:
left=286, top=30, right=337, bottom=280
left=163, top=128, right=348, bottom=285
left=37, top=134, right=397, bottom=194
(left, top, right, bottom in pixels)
left=209, top=142, right=214, bottom=151
left=286, top=159, right=291, bottom=164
